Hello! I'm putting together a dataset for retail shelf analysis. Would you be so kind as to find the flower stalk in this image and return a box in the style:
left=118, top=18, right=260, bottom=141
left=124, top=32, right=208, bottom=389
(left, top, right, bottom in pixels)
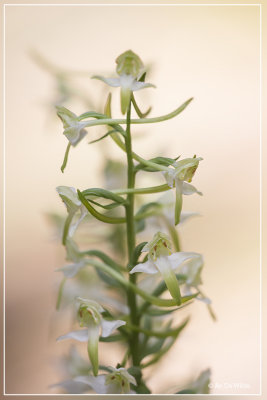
left=124, top=100, right=140, bottom=367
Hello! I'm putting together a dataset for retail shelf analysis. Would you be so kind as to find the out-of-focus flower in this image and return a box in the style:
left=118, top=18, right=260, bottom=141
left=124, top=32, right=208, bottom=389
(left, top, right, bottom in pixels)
left=57, top=298, right=125, bottom=376
left=56, top=238, right=86, bottom=278
left=176, top=369, right=211, bottom=394
left=56, top=186, right=87, bottom=237
left=93, top=50, right=155, bottom=114
left=74, top=367, right=137, bottom=394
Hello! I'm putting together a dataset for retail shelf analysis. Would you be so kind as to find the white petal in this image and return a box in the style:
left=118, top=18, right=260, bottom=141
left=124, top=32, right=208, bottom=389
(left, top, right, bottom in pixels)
left=197, top=295, right=211, bottom=304
left=101, top=319, right=126, bottom=338
left=163, top=170, right=175, bottom=188
left=130, top=259, right=158, bottom=274
left=92, top=75, right=121, bottom=87
left=65, top=238, right=82, bottom=263
left=50, top=379, right=90, bottom=394
left=119, top=74, right=135, bottom=89
left=179, top=211, right=199, bottom=224
left=181, top=257, right=203, bottom=286
left=74, top=375, right=107, bottom=394
left=56, top=261, right=85, bottom=278
left=56, top=328, right=89, bottom=343
left=56, top=186, right=81, bottom=207
left=168, top=252, right=201, bottom=271
left=182, top=182, right=202, bottom=196
left=131, top=81, right=156, bottom=91
left=68, top=207, right=87, bottom=237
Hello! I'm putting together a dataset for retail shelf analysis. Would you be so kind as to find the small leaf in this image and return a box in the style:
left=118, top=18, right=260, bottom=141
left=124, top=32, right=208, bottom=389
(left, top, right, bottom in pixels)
left=104, top=93, right=112, bottom=117
left=133, top=242, right=148, bottom=265
left=135, top=202, right=162, bottom=233
left=176, top=389, right=196, bottom=394
left=61, top=142, right=71, bottom=173
left=81, top=249, right=123, bottom=272
left=181, top=292, right=199, bottom=303
left=144, top=305, right=189, bottom=316
left=135, top=156, right=177, bottom=173
left=82, top=188, right=127, bottom=205
left=95, top=268, right=123, bottom=289
left=99, top=334, right=124, bottom=342
left=89, top=129, right=117, bottom=144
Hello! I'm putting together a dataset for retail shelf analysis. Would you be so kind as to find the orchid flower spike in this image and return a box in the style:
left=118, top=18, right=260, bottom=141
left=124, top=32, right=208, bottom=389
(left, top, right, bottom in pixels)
left=74, top=367, right=137, bottom=394
left=57, top=298, right=126, bottom=376
left=56, top=106, right=88, bottom=145
left=56, top=186, right=87, bottom=239
left=164, top=156, right=203, bottom=225
left=92, top=50, right=155, bottom=114
left=130, top=232, right=203, bottom=305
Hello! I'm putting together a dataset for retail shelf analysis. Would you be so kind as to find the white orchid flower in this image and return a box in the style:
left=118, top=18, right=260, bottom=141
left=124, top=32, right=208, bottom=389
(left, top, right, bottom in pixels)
left=93, top=50, right=155, bottom=114
left=164, top=156, right=203, bottom=225
left=56, top=186, right=87, bottom=238
left=50, top=379, right=92, bottom=394
left=52, top=367, right=136, bottom=394
left=57, top=298, right=126, bottom=376
left=74, top=367, right=137, bottom=394
left=56, top=238, right=87, bottom=278
left=130, top=232, right=203, bottom=305
left=56, top=106, right=88, bottom=145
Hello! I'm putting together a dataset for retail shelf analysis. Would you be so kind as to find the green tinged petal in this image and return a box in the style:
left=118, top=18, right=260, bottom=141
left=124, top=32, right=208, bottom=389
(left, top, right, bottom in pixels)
left=87, top=322, right=100, bottom=376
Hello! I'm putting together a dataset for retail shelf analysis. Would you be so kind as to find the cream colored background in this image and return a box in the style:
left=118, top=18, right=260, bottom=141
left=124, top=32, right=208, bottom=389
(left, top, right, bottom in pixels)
left=4, top=2, right=262, bottom=396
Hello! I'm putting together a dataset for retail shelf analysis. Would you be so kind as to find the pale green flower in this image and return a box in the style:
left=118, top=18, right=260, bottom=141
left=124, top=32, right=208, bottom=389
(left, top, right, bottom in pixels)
left=56, top=106, right=88, bottom=145
left=164, top=156, right=203, bottom=225
left=57, top=298, right=125, bottom=376
left=93, top=50, right=155, bottom=114
left=74, top=367, right=137, bottom=394
left=52, top=367, right=136, bottom=394
left=56, top=186, right=87, bottom=238
left=56, top=238, right=86, bottom=278
left=130, top=232, right=203, bottom=304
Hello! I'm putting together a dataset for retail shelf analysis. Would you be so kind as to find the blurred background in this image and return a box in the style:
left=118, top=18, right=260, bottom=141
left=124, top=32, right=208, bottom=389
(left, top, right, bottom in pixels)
left=4, top=2, right=261, bottom=395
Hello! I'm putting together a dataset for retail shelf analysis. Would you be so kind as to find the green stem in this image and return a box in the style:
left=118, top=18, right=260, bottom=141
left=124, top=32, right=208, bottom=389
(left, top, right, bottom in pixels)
left=110, top=132, right=169, bottom=172
left=124, top=102, right=140, bottom=367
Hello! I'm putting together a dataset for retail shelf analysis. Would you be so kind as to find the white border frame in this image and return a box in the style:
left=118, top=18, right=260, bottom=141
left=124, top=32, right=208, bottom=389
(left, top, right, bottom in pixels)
left=2, top=2, right=262, bottom=397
